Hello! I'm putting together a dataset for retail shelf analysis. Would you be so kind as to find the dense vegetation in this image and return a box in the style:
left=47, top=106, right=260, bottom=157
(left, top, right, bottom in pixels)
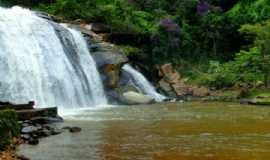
left=0, top=110, right=19, bottom=150
left=1, top=0, right=270, bottom=89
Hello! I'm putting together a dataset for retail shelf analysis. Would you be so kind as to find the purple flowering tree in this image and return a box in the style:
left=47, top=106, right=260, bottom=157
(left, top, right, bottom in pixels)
left=151, top=19, right=181, bottom=62
left=197, top=1, right=210, bottom=14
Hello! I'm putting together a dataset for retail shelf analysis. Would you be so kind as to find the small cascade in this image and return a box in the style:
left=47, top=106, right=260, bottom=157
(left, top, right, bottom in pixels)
left=0, top=6, right=107, bottom=109
left=122, top=64, right=166, bottom=102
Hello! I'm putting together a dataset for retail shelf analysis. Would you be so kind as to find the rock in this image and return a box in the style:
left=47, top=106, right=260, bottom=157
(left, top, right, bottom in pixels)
left=36, top=124, right=43, bottom=131
left=21, top=134, right=31, bottom=140
left=159, top=64, right=180, bottom=79
left=28, top=138, right=39, bottom=145
left=158, top=79, right=173, bottom=93
left=30, top=116, right=64, bottom=124
left=38, top=128, right=51, bottom=137
left=102, top=64, right=121, bottom=89
left=0, top=101, right=34, bottom=111
left=42, top=124, right=52, bottom=130
left=21, top=126, right=38, bottom=134
left=240, top=99, right=253, bottom=105
left=111, top=85, right=140, bottom=104
left=90, top=23, right=111, bottom=33
left=171, top=83, right=191, bottom=97
left=21, top=122, right=30, bottom=127
left=51, top=128, right=62, bottom=135
left=239, top=87, right=249, bottom=98
left=92, top=50, right=128, bottom=67
left=122, top=91, right=154, bottom=105
left=89, top=44, right=99, bottom=52
left=62, top=126, right=71, bottom=130
left=16, top=107, right=58, bottom=121
left=17, top=155, right=31, bottom=160
left=157, top=63, right=210, bottom=98
left=32, top=134, right=39, bottom=139
left=192, top=86, right=210, bottom=97
left=69, top=127, right=82, bottom=133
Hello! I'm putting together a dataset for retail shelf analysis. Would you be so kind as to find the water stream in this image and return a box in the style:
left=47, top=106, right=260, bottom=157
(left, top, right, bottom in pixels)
left=122, top=64, right=166, bottom=102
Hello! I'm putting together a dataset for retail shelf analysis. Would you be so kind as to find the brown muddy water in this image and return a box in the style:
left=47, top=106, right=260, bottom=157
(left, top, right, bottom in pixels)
left=18, top=102, right=270, bottom=160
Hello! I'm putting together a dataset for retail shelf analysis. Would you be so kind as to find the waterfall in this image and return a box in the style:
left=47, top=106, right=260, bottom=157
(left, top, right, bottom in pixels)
left=0, top=6, right=107, bottom=109
left=122, top=64, right=166, bottom=102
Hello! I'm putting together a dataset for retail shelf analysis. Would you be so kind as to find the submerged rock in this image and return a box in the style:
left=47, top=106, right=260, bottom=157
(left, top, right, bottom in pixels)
left=51, top=128, right=62, bottom=135
left=17, top=155, right=31, bottom=160
left=21, top=126, right=38, bottom=134
left=69, top=127, right=82, bottom=133
left=21, top=134, right=31, bottom=141
left=28, top=138, right=39, bottom=145
left=122, top=91, right=154, bottom=105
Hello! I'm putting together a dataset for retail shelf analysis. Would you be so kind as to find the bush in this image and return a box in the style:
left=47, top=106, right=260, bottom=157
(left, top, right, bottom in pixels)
left=0, top=110, right=19, bottom=150
left=118, top=45, right=143, bottom=56
left=200, top=48, right=264, bottom=88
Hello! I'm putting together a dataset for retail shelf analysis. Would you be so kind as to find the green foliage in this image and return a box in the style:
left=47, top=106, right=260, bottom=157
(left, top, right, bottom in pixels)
left=118, top=45, right=143, bottom=56
left=240, top=20, right=270, bottom=86
left=0, top=110, right=19, bottom=150
left=200, top=48, right=264, bottom=88
left=227, top=0, right=270, bottom=26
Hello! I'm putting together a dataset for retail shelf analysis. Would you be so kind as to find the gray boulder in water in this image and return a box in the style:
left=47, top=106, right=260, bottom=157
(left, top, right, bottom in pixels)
left=122, top=91, right=154, bottom=105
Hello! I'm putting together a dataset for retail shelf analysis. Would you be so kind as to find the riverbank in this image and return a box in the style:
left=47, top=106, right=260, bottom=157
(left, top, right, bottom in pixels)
left=0, top=102, right=64, bottom=160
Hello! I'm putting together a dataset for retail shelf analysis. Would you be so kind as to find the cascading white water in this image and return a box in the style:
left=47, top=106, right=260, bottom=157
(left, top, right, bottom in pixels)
left=122, top=64, right=166, bottom=102
left=0, top=6, right=107, bottom=109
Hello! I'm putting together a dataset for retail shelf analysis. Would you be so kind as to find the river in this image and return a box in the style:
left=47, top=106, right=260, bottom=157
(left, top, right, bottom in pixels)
left=18, top=102, right=270, bottom=160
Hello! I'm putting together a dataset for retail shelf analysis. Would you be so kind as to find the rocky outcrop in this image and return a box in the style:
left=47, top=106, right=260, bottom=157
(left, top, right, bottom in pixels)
left=157, top=63, right=210, bottom=98
left=90, top=23, right=111, bottom=33
left=66, top=23, right=128, bottom=90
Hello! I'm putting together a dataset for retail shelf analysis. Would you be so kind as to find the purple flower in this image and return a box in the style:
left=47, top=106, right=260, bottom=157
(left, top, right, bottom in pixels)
left=159, top=19, right=181, bottom=34
left=197, top=1, right=210, bottom=14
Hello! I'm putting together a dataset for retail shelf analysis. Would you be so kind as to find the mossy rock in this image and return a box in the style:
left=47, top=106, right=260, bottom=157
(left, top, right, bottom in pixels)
left=0, top=110, right=19, bottom=150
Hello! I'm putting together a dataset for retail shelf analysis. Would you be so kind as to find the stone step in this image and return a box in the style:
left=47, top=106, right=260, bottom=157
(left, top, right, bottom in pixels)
left=0, top=101, right=34, bottom=111
left=16, top=107, right=58, bottom=121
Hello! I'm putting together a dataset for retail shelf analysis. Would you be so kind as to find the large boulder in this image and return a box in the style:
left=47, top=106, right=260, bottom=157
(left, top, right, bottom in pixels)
left=108, top=85, right=139, bottom=104
left=157, top=63, right=209, bottom=98
left=122, top=91, right=154, bottom=105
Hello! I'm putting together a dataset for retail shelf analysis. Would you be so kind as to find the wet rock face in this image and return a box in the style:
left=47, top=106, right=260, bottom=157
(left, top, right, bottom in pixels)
left=90, top=42, right=128, bottom=68
left=69, top=127, right=82, bottom=133
left=102, top=64, right=121, bottom=89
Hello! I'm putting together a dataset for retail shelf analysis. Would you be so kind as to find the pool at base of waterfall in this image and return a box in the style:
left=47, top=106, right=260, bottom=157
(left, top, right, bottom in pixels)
left=18, top=102, right=270, bottom=160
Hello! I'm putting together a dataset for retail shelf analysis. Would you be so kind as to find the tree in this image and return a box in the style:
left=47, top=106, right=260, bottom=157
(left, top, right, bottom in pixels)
left=240, top=20, right=270, bottom=87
